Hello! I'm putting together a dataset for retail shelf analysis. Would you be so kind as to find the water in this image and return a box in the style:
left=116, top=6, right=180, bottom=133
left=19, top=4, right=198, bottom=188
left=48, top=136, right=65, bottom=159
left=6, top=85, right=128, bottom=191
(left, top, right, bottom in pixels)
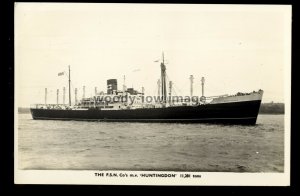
left=18, top=113, right=284, bottom=172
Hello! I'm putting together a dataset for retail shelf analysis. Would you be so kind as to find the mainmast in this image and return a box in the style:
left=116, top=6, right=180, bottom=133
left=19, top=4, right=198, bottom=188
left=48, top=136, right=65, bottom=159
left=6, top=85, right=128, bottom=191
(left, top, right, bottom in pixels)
left=68, top=65, right=71, bottom=106
left=160, top=52, right=167, bottom=104
left=157, top=79, right=161, bottom=97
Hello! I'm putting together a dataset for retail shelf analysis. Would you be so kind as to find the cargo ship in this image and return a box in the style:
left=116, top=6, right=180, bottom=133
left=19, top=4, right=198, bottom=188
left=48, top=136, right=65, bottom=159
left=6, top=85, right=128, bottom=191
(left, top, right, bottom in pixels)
left=30, top=53, right=263, bottom=125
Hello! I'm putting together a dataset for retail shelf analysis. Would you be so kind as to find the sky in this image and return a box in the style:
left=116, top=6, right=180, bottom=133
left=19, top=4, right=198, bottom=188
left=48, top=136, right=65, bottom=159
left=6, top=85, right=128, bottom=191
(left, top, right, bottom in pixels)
left=15, top=3, right=291, bottom=107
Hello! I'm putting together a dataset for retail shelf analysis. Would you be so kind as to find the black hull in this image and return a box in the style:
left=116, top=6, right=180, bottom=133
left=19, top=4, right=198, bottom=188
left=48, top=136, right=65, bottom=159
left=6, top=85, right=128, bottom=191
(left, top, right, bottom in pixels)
left=30, top=100, right=262, bottom=125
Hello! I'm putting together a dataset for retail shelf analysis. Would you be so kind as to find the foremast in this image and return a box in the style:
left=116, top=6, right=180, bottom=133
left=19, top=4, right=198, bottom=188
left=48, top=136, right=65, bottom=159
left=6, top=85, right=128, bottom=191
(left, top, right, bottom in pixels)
left=160, top=52, right=167, bottom=105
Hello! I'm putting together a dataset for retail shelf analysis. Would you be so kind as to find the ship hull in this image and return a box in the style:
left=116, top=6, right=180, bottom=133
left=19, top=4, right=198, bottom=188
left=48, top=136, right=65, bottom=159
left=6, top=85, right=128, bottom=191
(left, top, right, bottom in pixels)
left=30, top=100, right=262, bottom=125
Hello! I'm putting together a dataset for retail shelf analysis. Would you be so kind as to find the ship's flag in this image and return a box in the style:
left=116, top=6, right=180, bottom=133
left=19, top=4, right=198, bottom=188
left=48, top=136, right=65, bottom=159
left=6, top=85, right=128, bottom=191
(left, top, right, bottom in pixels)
left=154, top=60, right=159, bottom=62
left=58, top=72, right=64, bottom=76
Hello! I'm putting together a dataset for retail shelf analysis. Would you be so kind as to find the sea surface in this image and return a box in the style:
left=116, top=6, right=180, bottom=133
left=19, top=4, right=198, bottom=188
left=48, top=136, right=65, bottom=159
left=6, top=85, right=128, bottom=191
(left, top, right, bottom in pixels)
left=18, top=113, right=284, bottom=172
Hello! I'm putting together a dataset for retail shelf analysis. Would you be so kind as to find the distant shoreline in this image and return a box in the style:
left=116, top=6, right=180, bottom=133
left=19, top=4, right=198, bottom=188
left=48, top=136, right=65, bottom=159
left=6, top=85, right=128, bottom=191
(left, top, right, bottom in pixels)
left=259, top=103, right=284, bottom=114
left=18, top=107, right=30, bottom=114
left=18, top=103, right=285, bottom=115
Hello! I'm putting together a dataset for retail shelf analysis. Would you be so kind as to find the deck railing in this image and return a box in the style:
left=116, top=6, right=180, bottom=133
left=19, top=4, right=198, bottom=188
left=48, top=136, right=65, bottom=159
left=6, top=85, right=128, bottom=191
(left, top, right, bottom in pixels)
left=30, top=104, right=72, bottom=109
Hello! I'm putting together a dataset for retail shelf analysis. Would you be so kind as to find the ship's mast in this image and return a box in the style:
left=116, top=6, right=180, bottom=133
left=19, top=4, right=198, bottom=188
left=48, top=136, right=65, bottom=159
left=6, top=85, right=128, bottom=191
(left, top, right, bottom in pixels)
left=201, top=77, right=205, bottom=97
left=157, top=79, right=161, bottom=97
left=123, top=75, right=127, bottom=93
left=83, top=85, right=85, bottom=99
left=75, top=88, right=78, bottom=105
left=160, top=52, right=167, bottom=104
left=63, top=87, right=66, bottom=105
left=190, top=75, right=194, bottom=97
left=68, top=65, right=71, bottom=106
left=45, top=88, right=47, bottom=105
left=57, top=89, right=59, bottom=105
left=169, top=81, right=172, bottom=105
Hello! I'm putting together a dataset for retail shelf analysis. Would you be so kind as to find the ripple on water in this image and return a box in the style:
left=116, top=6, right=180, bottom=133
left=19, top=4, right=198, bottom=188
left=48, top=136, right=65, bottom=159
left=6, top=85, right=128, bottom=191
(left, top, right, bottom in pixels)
left=18, top=113, right=284, bottom=172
